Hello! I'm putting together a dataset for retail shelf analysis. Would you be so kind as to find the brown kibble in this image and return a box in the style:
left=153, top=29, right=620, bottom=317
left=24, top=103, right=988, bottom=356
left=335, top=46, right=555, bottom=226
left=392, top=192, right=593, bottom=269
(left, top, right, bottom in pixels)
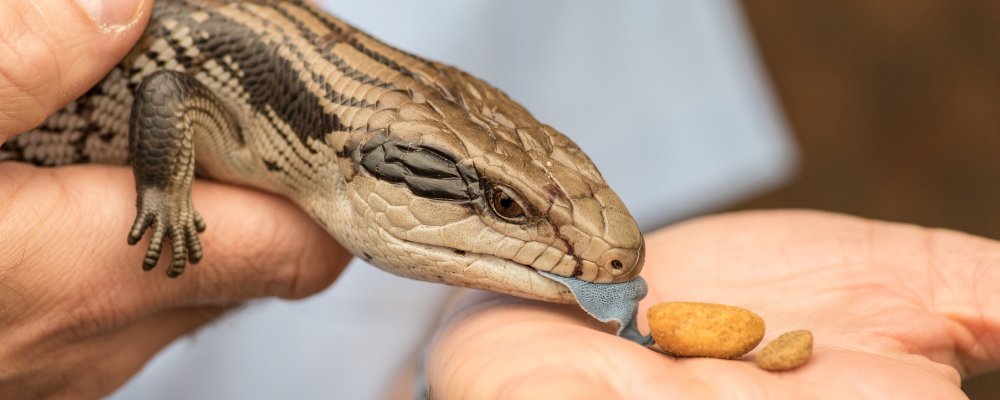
left=647, top=302, right=765, bottom=359
left=755, top=330, right=813, bottom=371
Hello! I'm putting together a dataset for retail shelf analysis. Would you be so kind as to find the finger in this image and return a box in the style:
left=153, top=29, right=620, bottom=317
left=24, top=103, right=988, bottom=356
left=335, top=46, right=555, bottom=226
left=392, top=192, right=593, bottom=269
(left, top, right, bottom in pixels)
left=915, top=225, right=1000, bottom=377
left=0, top=0, right=152, bottom=138
left=59, top=164, right=355, bottom=305
left=0, top=164, right=352, bottom=326
left=424, top=291, right=653, bottom=399
left=161, top=173, right=355, bottom=304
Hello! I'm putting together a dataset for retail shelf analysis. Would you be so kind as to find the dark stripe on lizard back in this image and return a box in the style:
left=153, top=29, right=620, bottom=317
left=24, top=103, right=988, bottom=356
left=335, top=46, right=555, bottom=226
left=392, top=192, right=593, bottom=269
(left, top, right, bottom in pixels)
left=265, top=3, right=398, bottom=90
left=235, top=4, right=380, bottom=110
left=194, top=13, right=347, bottom=144
left=295, top=4, right=421, bottom=81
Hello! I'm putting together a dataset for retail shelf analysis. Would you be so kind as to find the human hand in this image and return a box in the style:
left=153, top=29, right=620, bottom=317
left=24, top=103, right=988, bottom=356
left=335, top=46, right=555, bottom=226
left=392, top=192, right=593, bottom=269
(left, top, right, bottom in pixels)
left=0, top=0, right=152, bottom=140
left=0, top=166, right=351, bottom=399
left=1, top=2, right=351, bottom=398
left=424, top=210, right=1000, bottom=399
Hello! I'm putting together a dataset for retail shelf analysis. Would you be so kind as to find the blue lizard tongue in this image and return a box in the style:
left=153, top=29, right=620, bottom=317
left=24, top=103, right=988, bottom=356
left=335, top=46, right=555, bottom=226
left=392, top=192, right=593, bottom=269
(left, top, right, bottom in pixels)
left=539, top=271, right=654, bottom=346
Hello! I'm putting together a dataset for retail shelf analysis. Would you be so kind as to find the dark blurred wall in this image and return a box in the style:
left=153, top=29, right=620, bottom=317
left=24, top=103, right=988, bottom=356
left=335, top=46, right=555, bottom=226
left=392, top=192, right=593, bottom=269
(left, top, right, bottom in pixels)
left=738, top=1, right=1000, bottom=239
left=736, top=1, right=1000, bottom=397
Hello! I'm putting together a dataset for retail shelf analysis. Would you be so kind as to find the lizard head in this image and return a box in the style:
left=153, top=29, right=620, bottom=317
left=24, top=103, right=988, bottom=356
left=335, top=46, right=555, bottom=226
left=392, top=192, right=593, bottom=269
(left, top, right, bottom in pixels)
left=327, top=63, right=644, bottom=303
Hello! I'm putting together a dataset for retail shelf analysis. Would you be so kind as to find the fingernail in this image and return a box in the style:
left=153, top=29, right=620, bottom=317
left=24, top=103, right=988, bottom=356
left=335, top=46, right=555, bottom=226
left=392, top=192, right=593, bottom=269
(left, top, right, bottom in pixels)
left=76, top=0, right=145, bottom=32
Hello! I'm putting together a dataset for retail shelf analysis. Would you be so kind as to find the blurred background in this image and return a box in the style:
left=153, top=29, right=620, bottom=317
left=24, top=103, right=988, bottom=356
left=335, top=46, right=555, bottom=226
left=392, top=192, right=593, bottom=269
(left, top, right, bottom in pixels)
left=736, top=2, right=1000, bottom=397
left=737, top=1, right=1000, bottom=241
left=110, top=1, right=999, bottom=398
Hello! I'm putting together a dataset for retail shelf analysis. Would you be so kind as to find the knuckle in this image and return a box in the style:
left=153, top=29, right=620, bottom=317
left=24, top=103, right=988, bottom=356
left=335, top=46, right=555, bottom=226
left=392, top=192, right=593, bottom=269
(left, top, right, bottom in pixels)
left=280, top=236, right=346, bottom=299
left=52, top=286, right=134, bottom=339
left=187, top=260, right=237, bottom=302
left=191, top=237, right=307, bottom=302
left=253, top=226, right=319, bottom=299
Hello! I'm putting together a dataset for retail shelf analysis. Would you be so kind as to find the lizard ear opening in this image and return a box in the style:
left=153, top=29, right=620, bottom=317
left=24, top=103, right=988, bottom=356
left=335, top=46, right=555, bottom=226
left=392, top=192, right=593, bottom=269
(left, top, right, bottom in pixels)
left=487, top=183, right=530, bottom=224
left=353, top=130, right=480, bottom=202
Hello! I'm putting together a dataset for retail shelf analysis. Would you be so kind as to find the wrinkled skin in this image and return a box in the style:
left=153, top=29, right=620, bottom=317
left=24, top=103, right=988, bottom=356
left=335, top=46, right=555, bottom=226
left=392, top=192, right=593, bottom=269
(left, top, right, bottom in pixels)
left=0, top=164, right=352, bottom=399
left=424, top=211, right=1000, bottom=399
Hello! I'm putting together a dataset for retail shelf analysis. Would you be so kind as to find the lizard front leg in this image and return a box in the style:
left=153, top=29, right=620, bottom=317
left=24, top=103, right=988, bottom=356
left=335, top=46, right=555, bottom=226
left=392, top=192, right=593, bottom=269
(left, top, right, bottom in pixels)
left=127, top=70, right=238, bottom=277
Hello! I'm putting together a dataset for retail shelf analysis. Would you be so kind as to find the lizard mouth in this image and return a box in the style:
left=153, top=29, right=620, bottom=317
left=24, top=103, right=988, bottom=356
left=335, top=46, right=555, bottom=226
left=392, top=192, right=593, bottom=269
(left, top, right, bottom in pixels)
left=443, top=246, right=653, bottom=346
left=377, top=239, right=577, bottom=304
left=451, top=249, right=577, bottom=303
left=374, top=239, right=650, bottom=344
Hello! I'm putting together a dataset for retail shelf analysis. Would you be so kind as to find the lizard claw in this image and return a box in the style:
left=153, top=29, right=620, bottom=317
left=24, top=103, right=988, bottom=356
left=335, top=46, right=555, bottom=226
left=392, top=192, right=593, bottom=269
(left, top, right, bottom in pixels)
left=127, top=189, right=205, bottom=277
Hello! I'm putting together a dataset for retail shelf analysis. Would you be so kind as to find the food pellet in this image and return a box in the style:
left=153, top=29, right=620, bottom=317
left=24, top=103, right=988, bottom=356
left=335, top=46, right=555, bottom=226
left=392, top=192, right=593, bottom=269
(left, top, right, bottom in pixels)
left=647, top=302, right=765, bottom=359
left=755, top=330, right=813, bottom=371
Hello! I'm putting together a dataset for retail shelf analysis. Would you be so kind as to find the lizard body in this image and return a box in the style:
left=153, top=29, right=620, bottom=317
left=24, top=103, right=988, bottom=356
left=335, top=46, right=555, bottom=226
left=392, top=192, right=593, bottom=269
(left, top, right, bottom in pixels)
left=1, top=0, right=645, bottom=311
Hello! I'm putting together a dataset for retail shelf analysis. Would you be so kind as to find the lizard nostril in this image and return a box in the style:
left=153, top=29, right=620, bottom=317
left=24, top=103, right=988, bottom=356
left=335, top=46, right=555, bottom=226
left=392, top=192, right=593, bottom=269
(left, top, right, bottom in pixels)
left=599, top=245, right=643, bottom=281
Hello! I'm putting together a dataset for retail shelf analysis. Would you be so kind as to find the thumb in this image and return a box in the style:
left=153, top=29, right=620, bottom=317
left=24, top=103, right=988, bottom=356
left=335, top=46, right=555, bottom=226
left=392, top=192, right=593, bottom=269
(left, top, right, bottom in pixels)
left=0, top=0, right=151, bottom=139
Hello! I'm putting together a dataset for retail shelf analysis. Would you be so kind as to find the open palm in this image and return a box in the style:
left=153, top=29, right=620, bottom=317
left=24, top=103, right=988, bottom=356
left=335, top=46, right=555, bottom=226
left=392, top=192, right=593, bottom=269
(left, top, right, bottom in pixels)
left=424, top=210, right=1000, bottom=399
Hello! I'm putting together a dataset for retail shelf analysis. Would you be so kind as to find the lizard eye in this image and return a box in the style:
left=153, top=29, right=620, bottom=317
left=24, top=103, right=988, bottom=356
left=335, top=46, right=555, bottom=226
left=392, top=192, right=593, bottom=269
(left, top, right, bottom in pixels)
left=488, top=183, right=529, bottom=223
